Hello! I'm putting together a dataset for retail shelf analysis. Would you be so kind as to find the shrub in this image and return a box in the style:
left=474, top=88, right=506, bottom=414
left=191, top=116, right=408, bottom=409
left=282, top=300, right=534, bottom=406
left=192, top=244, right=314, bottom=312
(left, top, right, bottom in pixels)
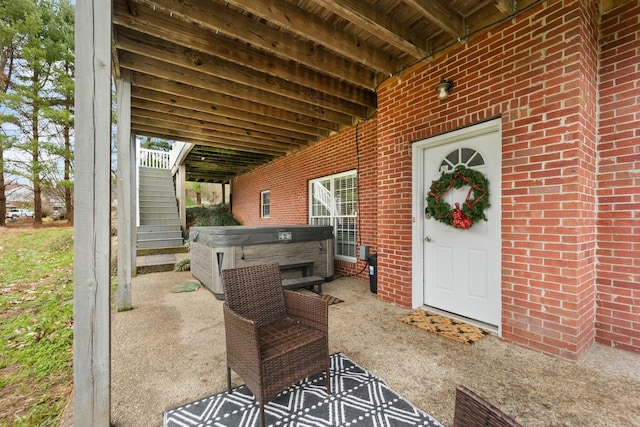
left=186, top=204, right=240, bottom=227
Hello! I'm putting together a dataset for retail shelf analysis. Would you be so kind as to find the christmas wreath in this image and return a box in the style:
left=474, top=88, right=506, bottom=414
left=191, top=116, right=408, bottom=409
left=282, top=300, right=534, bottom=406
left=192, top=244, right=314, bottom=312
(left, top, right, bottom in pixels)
left=426, top=166, right=490, bottom=229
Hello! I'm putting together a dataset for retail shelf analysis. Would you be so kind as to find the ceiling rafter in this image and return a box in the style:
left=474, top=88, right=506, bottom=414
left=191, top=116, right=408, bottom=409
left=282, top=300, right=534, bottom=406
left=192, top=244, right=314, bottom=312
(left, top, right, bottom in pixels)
left=130, top=75, right=340, bottom=132
left=223, top=0, right=402, bottom=75
left=493, top=0, right=515, bottom=15
left=130, top=87, right=327, bottom=138
left=115, top=30, right=370, bottom=118
left=112, top=0, right=539, bottom=183
left=403, top=0, right=466, bottom=39
left=113, top=0, right=376, bottom=105
left=131, top=109, right=306, bottom=149
left=310, top=0, right=429, bottom=60
left=120, top=52, right=354, bottom=126
left=131, top=99, right=316, bottom=142
left=131, top=118, right=301, bottom=153
left=132, top=0, right=384, bottom=86
left=132, top=122, right=287, bottom=156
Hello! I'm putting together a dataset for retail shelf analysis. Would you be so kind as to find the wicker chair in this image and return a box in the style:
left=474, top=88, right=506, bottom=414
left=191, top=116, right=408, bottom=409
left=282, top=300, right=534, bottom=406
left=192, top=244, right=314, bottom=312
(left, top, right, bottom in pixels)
left=453, top=385, right=522, bottom=427
left=221, top=263, right=330, bottom=427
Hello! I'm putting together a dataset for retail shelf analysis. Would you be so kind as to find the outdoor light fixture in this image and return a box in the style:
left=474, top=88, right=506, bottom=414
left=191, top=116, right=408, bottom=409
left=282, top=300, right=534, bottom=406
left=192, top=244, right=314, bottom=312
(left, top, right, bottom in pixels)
left=436, top=79, right=454, bottom=101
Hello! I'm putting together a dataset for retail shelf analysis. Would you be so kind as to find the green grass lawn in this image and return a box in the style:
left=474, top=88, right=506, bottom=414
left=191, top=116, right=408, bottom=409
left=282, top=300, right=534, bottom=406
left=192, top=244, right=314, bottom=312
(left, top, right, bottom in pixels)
left=0, top=227, right=74, bottom=426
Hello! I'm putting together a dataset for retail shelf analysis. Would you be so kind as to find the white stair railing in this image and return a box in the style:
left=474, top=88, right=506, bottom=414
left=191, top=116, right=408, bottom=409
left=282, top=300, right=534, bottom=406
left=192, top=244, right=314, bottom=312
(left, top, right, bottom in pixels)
left=138, top=148, right=171, bottom=169
left=313, top=182, right=339, bottom=215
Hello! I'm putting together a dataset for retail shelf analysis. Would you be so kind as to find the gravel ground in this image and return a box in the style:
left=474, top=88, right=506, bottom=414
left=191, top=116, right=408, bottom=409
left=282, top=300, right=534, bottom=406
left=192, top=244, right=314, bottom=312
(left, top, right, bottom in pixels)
left=62, top=271, right=640, bottom=427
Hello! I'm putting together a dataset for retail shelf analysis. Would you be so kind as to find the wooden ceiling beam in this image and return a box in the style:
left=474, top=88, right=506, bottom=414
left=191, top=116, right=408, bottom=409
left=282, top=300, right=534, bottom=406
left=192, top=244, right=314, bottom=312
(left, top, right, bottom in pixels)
left=403, top=0, right=465, bottom=39
left=222, top=0, right=400, bottom=74
left=130, top=88, right=327, bottom=138
left=127, top=0, right=387, bottom=84
left=492, top=0, right=514, bottom=15
left=182, top=158, right=256, bottom=181
left=184, top=172, right=236, bottom=183
left=131, top=108, right=307, bottom=148
left=130, top=74, right=340, bottom=133
left=183, top=173, right=236, bottom=183
left=185, top=159, right=259, bottom=170
left=113, top=0, right=378, bottom=93
left=115, top=29, right=372, bottom=117
left=189, top=154, right=268, bottom=170
left=131, top=123, right=287, bottom=156
left=189, top=147, right=272, bottom=164
left=311, top=0, right=429, bottom=59
left=119, top=51, right=355, bottom=126
left=131, top=99, right=316, bottom=142
left=130, top=116, right=302, bottom=152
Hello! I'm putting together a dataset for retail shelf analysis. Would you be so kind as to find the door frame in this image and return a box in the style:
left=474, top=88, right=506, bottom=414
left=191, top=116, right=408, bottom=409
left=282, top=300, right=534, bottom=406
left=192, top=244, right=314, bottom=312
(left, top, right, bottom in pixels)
left=411, top=118, right=502, bottom=333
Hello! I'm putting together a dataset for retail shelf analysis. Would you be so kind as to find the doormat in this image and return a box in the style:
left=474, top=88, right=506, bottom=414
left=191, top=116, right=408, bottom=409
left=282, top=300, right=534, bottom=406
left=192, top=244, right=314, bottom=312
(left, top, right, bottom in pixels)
left=163, top=353, right=443, bottom=427
left=398, top=310, right=489, bottom=345
left=318, top=294, right=344, bottom=305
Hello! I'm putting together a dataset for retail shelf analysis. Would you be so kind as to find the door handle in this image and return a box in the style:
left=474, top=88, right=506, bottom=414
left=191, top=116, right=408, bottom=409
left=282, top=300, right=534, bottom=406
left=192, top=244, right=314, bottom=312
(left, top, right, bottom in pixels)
left=425, top=236, right=432, bottom=242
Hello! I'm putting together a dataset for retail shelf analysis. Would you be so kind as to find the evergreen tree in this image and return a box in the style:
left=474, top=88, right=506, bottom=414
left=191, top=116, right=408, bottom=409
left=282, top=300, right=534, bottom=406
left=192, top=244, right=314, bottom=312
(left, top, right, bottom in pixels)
left=0, top=0, right=35, bottom=226
left=1, top=0, right=74, bottom=225
left=140, top=136, right=173, bottom=152
left=45, top=0, right=74, bottom=224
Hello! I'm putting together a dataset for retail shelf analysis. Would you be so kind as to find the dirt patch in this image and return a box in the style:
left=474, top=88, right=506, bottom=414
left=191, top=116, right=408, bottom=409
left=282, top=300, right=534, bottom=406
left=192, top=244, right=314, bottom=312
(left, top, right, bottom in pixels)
left=0, top=276, right=41, bottom=334
left=0, top=364, right=29, bottom=421
left=2, top=218, right=70, bottom=229
left=0, top=366, right=73, bottom=425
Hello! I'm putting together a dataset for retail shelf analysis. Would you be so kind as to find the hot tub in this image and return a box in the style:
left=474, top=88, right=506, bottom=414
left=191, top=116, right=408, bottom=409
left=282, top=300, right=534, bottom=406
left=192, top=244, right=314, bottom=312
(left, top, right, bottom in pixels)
left=190, top=225, right=334, bottom=299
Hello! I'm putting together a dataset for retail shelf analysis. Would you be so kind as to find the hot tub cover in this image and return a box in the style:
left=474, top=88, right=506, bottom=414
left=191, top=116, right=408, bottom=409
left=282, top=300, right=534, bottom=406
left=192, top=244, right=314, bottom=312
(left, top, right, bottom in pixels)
left=190, top=225, right=334, bottom=247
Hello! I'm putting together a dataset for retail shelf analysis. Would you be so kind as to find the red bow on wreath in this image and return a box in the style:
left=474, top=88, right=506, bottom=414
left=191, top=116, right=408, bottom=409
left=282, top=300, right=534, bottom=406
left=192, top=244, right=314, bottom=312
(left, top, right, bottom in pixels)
left=451, top=203, right=472, bottom=229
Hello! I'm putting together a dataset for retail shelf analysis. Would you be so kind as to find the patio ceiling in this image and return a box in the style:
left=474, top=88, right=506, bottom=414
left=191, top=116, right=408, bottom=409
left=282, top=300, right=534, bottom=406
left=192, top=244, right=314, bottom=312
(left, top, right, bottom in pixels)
left=112, top=0, right=537, bottom=183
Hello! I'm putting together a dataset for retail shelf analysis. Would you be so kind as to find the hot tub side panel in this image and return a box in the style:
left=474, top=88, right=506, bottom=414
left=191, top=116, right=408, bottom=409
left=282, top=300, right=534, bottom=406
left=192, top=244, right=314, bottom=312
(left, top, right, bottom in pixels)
left=190, top=226, right=334, bottom=299
left=234, top=239, right=333, bottom=278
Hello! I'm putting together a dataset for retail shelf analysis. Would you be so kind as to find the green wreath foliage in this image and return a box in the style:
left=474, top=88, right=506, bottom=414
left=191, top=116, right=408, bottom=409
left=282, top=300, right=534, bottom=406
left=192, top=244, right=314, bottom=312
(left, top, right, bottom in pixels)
left=426, top=166, right=490, bottom=229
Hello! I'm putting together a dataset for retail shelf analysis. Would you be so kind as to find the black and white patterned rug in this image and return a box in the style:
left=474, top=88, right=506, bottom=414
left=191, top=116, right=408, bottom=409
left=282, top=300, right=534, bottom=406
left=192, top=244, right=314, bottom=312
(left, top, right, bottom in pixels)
left=163, top=353, right=443, bottom=427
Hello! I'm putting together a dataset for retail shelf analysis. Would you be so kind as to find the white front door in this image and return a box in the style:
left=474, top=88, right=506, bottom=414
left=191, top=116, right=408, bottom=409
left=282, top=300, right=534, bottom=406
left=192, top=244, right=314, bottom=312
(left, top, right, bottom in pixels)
left=416, top=120, right=501, bottom=327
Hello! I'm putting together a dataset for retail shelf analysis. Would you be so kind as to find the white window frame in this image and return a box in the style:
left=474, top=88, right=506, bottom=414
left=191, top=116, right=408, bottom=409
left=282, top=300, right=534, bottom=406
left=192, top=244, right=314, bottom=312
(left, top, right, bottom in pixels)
left=309, top=170, right=358, bottom=262
left=261, top=190, right=270, bottom=218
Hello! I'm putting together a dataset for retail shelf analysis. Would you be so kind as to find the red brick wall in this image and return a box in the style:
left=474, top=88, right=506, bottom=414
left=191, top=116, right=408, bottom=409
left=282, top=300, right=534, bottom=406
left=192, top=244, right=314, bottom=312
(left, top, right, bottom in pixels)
left=596, top=0, right=640, bottom=355
left=231, top=120, right=378, bottom=280
left=374, top=0, right=600, bottom=359
left=229, top=0, right=639, bottom=358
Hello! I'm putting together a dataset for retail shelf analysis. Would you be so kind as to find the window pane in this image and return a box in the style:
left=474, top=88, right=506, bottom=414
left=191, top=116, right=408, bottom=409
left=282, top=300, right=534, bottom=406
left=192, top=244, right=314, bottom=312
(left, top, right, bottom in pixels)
left=310, top=171, right=357, bottom=260
left=311, top=180, right=332, bottom=217
left=335, top=175, right=357, bottom=216
left=311, top=217, right=331, bottom=227
left=335, top=217, right=356, bottom=258
left=440, top=148, right=485, bottom=170
left=261, top=191, right=270, bottom=218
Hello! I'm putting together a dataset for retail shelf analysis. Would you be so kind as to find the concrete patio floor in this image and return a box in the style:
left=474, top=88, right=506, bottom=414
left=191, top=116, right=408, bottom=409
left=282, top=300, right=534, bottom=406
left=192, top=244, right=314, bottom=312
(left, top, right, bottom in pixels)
left=70, top=270, right=640, bottom=426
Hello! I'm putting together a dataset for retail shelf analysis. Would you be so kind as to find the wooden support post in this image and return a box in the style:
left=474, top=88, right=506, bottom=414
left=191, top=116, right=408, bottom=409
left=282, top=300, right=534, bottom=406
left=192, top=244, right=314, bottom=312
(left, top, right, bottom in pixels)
left=222, top=181, right=226, bottom=204
left=73, top=0, right=112, bottom=424
left=177, top=163, right=187, bottom=238
left=131, top=133, right=138, bottom=277
left=116, top=72, right=133, bottom=311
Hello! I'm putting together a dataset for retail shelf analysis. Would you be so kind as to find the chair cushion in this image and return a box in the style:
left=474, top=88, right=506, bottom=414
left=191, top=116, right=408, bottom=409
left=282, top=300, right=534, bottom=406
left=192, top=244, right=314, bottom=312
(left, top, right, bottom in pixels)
left=258, top=319, right=324, bottom=359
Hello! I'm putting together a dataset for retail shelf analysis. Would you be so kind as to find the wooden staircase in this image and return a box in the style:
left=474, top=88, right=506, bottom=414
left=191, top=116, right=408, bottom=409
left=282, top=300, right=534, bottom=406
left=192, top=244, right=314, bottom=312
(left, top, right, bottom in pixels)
left=137, top=167, right=184, bottom=249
